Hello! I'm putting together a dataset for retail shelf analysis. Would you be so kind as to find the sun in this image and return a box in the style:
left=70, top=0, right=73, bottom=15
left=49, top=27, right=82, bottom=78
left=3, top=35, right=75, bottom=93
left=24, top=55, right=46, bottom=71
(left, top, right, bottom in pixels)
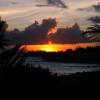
left=41, top=45, right=55, bottom=52
left=40, top=42, right=57, bottom=52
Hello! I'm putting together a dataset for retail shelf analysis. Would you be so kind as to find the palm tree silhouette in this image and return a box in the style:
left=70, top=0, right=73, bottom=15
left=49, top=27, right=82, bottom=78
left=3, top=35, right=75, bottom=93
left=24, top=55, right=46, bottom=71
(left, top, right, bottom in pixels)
left=83, top=24, right=100, bottom=41
left=7, top=45, right=26, bottom=66
left=0, top=17, right=8, bottom=50
left=0, top=17, right=26, bottom=66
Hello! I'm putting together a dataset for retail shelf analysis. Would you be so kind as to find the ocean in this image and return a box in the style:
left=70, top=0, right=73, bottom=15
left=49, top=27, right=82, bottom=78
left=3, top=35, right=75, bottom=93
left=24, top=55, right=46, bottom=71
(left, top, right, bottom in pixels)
left=24, top=57, right=100, bottom=75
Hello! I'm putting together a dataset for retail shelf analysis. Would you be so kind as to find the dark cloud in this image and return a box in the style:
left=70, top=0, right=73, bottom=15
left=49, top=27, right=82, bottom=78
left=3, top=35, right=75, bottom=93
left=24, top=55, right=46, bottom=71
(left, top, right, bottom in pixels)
left=77, top=8, right=92, bottom=12
left=10, top=1, right=19, bottom=5
left=49, top=23, right=87, bottom=44
left=88, top=16, right=100, bottom=23
left=36, top=0, right=67, bottom=8
left=6, top=20, right=89, bottom=44
left=7, top=18, right=57, bottom=44
left=92, top=2, right=100, bottom=12
left=47, top=0, right=67, bottom=8
left=77, top=2, right=100, bottom=12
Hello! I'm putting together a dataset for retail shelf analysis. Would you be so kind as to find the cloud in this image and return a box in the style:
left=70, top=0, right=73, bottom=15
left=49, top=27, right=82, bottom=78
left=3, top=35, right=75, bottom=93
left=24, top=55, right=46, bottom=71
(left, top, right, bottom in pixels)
left=77, top=2, right=100, bottom=12
left=36, top=0, right=67, bottom=8
left=7, top=0, right=20, bottom=5
left=47, top=0, right=67, bottom=8
left=0, top=9, right=22, bottom=16
left=10, top=1, right=19, bottom=5
left=49, top=23, right=88, bottom=44
left=92, top=2, right=100, bottom=12
left=88, top=16, right=100, bottom=23
left=77, top=8, right=92, bottom=12
left=6, top=19, right=89, bottom=44
left=7, top=18, right=57, bottom=44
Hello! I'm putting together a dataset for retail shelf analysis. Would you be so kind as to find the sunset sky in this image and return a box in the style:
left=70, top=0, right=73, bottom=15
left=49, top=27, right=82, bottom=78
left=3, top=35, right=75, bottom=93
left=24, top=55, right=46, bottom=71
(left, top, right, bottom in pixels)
left=0, top=0, right=100, bottom=30
left=25, top=42, right=100, bottom=52
left=0, top=0, right=100, bottom=52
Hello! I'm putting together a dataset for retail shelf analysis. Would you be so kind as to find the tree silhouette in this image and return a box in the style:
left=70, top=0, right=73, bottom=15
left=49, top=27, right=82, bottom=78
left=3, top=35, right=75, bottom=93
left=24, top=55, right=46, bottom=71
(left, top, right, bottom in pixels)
left=0, top=17, right=26, bottom=66
left=7, top=45, right=26, bottom=66
left=83, top=24, right=100, bottom=41
left=0, top=17, right=8, bottom=50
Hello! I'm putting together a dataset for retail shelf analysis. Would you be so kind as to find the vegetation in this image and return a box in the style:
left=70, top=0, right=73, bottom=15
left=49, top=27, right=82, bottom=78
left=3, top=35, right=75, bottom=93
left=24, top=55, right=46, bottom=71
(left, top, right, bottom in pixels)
left=0, top=17, right=100, bottom=96
left=83, top=24, right=100, bottom=41
left=0, top=64, right=100, bottom=96
left=25, top=46, right=100, bottom=63
left=0, top=17, right=25, bottom=66
left=0, top=17, right=8, bottom=49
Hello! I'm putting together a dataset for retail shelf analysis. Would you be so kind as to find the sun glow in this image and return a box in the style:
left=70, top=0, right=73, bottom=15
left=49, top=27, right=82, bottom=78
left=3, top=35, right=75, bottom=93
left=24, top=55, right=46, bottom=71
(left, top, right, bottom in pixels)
left=25, top=42, right=99, bottom=52
left=40, top=45, right=57, bottom=52
left=38, top=41, right=57, bottom=52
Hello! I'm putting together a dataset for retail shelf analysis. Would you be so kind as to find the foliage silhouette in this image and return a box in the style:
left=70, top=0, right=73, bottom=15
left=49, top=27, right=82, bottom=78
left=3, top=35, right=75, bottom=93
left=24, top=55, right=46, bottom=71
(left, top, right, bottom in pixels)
left=0, top=17, right=100, bottom=96
left=0, top=45, right=25, bottom=66
left=0, top=17, right=8, bottom=50
left=0, top=63, right=100, bottom=96
left=25, top=46, right=100, bottom=63
left=83, top=24, right=100, bottom=41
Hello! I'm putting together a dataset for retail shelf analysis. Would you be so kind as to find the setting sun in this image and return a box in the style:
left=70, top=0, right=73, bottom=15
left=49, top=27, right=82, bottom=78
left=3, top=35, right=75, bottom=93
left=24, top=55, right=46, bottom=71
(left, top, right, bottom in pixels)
left=39, top=41, right=57, bottom=52
left=40, top=44, right=57, bottom=52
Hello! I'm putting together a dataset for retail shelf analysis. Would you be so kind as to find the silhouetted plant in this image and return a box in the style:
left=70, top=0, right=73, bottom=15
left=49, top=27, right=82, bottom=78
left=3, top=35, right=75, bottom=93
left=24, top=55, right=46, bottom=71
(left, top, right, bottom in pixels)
left=0, top=45, right=26, bottom=66
left=83, top=24, right=100, bottom=41
left=0, top=17, right=26, bottom=66
left=0, top=17, right=8, bottom=50
left=7, top=45, right=26, bottom=66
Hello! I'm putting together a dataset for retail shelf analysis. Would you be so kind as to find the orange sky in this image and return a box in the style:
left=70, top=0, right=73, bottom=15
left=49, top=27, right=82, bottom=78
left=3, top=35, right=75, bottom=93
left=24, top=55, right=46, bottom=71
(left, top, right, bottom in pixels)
left=25, top=42, right=100, bottom=52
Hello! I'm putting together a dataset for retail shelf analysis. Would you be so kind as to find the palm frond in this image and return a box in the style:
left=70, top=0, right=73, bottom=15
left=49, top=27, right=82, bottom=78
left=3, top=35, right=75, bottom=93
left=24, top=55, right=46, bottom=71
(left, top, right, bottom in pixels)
left=0, top=18, right=8, bottom=49
left=82, top=24, right=100, bottom=40
left=7, top=46, right=26, bottom=66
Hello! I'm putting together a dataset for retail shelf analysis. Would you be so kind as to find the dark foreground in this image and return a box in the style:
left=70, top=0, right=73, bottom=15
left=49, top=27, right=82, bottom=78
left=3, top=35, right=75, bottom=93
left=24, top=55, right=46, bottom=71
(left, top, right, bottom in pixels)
left=0, top=65, right=100, bottom=97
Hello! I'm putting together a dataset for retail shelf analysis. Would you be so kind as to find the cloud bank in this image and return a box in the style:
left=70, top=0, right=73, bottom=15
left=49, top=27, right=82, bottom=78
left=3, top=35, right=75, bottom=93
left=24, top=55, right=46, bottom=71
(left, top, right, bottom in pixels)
left=88, top=16, right=100, bottom=23
left=47, top=0, right=67, bottom=8
left=92, top=2, right=100, bottom=12
left=49, top=23, right=87, bottom=44
left=6, top=18, right=91, bottom=45
left=36, top=0, right=67, bottom=8
left=77, top=2, right=100, bottom=12
left=7, top=18, right=57, bottom=44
